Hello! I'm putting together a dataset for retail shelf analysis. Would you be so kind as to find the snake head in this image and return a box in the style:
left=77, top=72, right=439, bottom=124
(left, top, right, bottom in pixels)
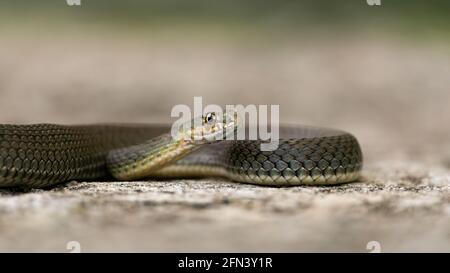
left=176, top=111, right=241, bottom=144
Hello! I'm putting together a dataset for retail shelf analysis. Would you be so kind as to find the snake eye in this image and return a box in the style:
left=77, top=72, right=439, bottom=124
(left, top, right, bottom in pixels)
left=204, top=112, right=216, bottom=125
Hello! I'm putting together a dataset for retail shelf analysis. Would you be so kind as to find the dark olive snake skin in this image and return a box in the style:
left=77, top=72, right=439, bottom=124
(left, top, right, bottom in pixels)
left=0, top=124, right=362, bottom=188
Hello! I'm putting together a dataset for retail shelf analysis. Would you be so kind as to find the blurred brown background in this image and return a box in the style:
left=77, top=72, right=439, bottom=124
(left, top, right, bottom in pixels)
left=0, top=0, right=449, bottom=252
left=1, top=1, right=449, bottom=163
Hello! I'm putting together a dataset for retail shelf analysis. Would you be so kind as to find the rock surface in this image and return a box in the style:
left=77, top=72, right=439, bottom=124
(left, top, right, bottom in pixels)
left=0, top=163, right=449, bottom=252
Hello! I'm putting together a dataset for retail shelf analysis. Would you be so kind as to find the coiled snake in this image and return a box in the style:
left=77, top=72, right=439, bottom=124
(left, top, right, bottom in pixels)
left=0, top=113, right=362, bottom=188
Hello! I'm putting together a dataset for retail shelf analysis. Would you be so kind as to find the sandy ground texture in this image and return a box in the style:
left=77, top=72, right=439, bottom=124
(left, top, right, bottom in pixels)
left=0, top=30, right=449, bottom=252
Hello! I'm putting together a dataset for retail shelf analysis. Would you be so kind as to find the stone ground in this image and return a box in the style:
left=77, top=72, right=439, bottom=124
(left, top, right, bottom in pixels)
left=0, top=29, right=449, bottom=252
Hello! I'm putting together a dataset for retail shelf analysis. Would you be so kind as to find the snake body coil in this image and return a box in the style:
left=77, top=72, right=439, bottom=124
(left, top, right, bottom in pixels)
left=0, top=123, right=362, bottom=188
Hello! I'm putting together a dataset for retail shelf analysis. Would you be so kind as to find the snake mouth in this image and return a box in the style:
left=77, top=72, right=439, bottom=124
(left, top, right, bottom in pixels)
left=195, top=111, right=240, bottom=143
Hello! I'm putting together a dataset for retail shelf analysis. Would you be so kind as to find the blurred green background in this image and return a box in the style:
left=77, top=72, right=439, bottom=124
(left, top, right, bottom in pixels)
left=1, top=0, right=449, bottom=39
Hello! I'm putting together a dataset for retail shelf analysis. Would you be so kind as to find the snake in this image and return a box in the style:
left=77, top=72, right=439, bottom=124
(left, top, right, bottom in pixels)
left=0, top=112, right=362, bottom=188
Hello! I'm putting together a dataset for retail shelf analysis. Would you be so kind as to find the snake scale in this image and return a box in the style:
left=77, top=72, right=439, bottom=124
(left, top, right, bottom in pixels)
left=0, top=113, right=363, bottom=188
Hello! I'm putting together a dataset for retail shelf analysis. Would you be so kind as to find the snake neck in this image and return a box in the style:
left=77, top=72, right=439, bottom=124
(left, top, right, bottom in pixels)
left=106, top=133, right=199, bottom=180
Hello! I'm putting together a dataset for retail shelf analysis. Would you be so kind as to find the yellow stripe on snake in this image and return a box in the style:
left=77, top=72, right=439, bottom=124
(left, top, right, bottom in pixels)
left=0, top=112, right=362, bottom=188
